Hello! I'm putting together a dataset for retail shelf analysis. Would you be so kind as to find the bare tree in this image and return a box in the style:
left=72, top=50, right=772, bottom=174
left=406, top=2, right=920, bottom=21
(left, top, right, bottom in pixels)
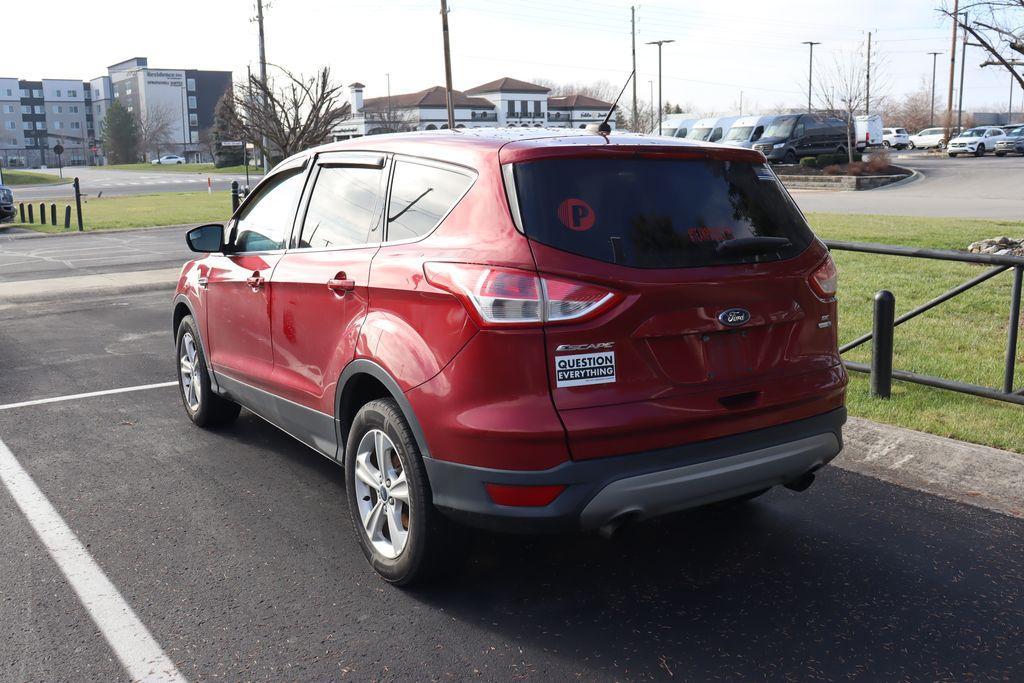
left=816, top=44, right=892, bottom=162
left=878, top=81, right=935, bottom=134
left=942, top=2, right=1024, bottom=92
left=234, top=65, right=352, bottom=163
left=135, top=102, right=177, bottom=161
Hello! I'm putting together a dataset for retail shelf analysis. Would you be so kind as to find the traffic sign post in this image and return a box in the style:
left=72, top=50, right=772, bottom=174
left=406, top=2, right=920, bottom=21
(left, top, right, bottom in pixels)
left=53, top=144, right=65, bottom=179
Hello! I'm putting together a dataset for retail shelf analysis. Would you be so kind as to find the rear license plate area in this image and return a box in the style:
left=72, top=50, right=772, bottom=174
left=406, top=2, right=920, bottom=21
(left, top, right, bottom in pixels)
left=703, top=330, right=755, bottom=382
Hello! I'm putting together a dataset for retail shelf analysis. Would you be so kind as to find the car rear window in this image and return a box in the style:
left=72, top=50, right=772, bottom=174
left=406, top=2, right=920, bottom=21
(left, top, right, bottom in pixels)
left=511, top=157, right=815, bottom=268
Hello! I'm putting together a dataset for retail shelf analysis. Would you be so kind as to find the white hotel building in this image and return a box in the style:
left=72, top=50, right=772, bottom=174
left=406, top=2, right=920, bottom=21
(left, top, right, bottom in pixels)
left=333, top=77, right=616, bottom=140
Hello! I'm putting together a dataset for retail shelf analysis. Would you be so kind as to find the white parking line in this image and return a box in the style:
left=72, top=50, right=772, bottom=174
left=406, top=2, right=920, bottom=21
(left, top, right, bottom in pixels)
left=0, top=382, right=176, bottom=411
left=0, top=436, right=187, bottom=682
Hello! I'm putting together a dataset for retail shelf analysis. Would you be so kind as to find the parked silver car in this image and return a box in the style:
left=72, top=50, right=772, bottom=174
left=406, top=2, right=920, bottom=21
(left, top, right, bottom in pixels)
left=994, top=125, right=1024, bottom=157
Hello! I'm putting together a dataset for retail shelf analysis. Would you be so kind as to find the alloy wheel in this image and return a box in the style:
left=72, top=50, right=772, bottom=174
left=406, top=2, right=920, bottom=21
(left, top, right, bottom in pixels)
left=353, top=429, right=411, bottom=559
left=179, top=332, right=202, bottom=412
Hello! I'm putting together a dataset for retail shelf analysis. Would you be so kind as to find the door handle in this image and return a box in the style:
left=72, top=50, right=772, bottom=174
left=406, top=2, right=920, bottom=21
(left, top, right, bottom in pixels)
left=246, top=272, right=265, bottom=290
left=327, top=272, right=356, bottom=294
left=197, top=276, right=209, bottom=288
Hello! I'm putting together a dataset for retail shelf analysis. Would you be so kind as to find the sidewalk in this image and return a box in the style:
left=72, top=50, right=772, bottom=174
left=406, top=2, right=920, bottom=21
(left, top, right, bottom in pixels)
left=0, top=267, right=179, bottom=304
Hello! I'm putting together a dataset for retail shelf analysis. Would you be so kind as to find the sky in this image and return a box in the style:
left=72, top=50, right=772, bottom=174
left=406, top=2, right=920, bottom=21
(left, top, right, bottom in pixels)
left=2, top=0, right=1020, bottom=117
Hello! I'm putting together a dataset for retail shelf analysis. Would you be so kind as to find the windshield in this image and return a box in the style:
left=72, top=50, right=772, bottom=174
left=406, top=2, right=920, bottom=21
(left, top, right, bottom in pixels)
left=723, top=126, right=754, bottom=142
left=764, top=116, right=798, bottom=139
left=1007, top=127, right=1024, bottom=137
left=685, top=127, right=713, bottom=141
left=512, top=157, right=814, bottom=269
left=960, top=128, right=985, bottom=138
left=917, top=128, right=940, bottom=136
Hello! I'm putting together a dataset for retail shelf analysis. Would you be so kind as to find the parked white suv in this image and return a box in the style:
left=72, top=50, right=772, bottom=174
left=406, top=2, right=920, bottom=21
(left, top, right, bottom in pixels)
left=947, top=127, right=1007, bottom=157
left=882, top=128, right=910, bottom=149
left=909, top=127, right=959, bottom=149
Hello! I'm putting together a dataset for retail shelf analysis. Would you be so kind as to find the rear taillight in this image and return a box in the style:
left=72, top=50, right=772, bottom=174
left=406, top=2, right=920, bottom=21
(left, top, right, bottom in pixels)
left=809, top=255, right=838, bottom=300
left=423, top=262, right=619, bottom=327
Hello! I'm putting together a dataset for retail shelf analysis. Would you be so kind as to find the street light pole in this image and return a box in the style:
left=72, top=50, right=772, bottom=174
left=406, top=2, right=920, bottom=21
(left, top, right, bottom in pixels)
left=802, top=41, right=821, bottom=113
left=957, top=12, right=968, bottom=133
left=646, top=39, right=674, bottom=135
left=648, top=80, right=654, bottom=133
left=439, top=0, right=456, bottom=130
left=944, top=0, right=960, bottom=144
left=255, top=0, right=269, bottom=173
left=928, top=51, right=942, bottom=126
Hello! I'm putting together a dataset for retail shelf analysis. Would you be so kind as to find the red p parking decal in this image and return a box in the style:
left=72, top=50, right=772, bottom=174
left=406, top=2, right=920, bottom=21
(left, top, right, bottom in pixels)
left=557, top=198, right=596, bottom=231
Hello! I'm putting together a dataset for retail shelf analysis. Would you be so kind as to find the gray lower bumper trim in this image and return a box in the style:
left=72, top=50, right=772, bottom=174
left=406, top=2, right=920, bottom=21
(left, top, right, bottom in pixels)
left=579, top=432, right=840, bottom=529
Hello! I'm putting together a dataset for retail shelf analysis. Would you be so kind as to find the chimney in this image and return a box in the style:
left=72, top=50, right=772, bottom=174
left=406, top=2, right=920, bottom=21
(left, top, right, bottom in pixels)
left=349, top=82, right=365, bottom=114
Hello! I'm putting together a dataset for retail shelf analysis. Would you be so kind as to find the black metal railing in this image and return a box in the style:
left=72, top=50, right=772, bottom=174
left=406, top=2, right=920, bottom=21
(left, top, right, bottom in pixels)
left=825, top=240, right=1024, bottom=405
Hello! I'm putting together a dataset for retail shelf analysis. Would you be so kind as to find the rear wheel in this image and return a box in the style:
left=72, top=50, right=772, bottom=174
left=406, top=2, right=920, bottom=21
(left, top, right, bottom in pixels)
left=938, top=140, right=946, bottom=150
left=175, top=315, right=240, bottom=427
left=345, top=398, right=467, bottom=586
left=948, top=152, right=957, bottom=157
left=996, top=152, right=1007, bottom=157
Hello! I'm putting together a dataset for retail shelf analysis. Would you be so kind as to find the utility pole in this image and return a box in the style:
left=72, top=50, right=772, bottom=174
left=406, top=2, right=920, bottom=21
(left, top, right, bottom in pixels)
left=944, top=0, right=960, bottom=144
left=386, top=72, right=392, bottom=130
left=648, top=80, right=654, bottom=133
left=439, top=0, right=455, bottom=130
left=646, top=39, right=674, bottom=135
left=255, top=0, right=269, bottom=173
left=631, top=6, right=638, bottom=132
left=928, top=51, right=942, bottom=126
left=957, top=11, right=968, bottom=133
left=865, top=31, right=872, bottom=115
left=802, top=41, right=821, bottom=113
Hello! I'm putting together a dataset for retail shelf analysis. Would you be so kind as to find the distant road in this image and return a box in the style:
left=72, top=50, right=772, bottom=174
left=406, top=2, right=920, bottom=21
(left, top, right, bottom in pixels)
left=9, top=166, right=263, bottom=201
left=791, top=152, right=1024, bottom=220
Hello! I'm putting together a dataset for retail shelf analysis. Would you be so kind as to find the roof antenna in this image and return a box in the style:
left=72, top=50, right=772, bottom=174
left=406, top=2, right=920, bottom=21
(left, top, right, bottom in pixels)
left=595, top=69, right=634, bottom=135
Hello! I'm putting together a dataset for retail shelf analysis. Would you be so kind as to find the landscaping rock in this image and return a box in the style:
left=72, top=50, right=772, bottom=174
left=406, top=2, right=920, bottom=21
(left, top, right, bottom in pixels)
left=967, top=237, right=1024, bottom=257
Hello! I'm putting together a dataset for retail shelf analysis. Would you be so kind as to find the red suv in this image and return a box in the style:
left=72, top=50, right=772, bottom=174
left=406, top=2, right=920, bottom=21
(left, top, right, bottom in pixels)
left=173, top=130, right=846, bottom=585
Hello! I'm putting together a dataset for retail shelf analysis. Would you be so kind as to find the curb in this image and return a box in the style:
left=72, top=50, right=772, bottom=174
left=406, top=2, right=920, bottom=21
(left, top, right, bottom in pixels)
left=0, top=223, right=195, bottom=241
left=0, top=268, right=180, bottom=304
left=834, top=417, right=1023, bottom=518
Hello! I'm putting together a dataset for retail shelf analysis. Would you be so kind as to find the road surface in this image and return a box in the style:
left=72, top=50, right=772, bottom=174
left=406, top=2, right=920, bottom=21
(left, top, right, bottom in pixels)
left=9, top=166, right=262, bottom=201
left=0, top=290, right=1021, bottom=680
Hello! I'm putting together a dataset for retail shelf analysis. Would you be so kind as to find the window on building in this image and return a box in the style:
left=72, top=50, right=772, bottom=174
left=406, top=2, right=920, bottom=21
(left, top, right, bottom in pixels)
left=20, top=89, right=29, bottom=97
left=35, top=122, right=46, bottom=130
left=3, top=89, right=11, bottom=96
left=521, top=100, right=529, bottom=116
left=34, top=106, right=43, bottom=114
left=53, top=105, right=62, bottom=114
left=386, top=160, right=474, bottom=242
left=3, top=105, right=13, bottom=114
left=126, top=88, right=132, bottom=95
left=534, top=100, right=541, bottom=116
left=21, top=105, right=29, bottom=114
left=188, top=114, right=198, bottom=127
left=69, top=105, right=79, bottom=113
left=507, top=100, right=514, bottom=117
left=68, top=89, right=77, bottom=97
left=70, top=121, right=81, bottom=130
left=54, top=121, right=63, bottom=130
left=55, top=89, right=62, bottom=97
left=233, top=167, right=307, bottom=252
left=187, top=78, right=196, bottom=92
left=94, top=88, right=99, bottom=97
left=33, top=89, right=42, bottom=98
left=4, top=121, right=15, bottom=130
left=22, top=122, right=30, bottom=130
left=187, top=96, right=197, bottom=109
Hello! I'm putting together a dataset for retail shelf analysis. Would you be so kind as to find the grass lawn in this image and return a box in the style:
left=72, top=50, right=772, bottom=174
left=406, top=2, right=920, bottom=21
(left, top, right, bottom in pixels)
left=25, top=191, right=234, bottom=232
left=102, top=163, right=258, bottom=175
left=2, top=170, right=73, bottom=186
left=807, top=212, right=1024, bottom=453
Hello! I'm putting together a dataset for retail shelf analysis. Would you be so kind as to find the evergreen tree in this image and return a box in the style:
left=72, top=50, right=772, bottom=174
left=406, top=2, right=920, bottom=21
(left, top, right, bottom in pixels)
left=212, top=93, right=244, bottom=168
left=102, top=101, right=139, bottom=164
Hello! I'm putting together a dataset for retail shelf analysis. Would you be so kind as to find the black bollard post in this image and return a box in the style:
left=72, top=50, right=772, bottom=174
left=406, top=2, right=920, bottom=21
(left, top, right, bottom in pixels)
left=50, top=203, right=56, bottom=225
left=73, top=177, right=83, bottom=231
left=871, top=290, right=895, bottom=399
left=231, top=180, right=239, bottom=212
left=27, top=204, right=33, bottom=223
left=19, top=203, right=24, bottom=223
left=39, top=203, right=46, bottom=225
left=64, top=205, right=72, bottom=229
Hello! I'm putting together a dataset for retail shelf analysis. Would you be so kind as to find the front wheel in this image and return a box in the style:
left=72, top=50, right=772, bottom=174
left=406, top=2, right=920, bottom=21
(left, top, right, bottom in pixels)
left=996, top=152, right=1007, bottom=157
left=176, top=315, right=240, bottom=427
left=345, top=398, right=467, bottom=586
left=948, top=153, right=957, bottom=157
left=938, top=140, right=947, bottom=150
left=974, top=144, right=986, bottom=157
left=882, top=140, right=891, bottom=148
left=908, top=141, right=916, bottom=150
left=783, top=149, right=797, bottom=165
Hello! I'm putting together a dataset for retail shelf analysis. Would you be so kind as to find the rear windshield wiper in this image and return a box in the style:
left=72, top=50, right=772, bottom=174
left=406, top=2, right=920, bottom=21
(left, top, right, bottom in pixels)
left=716, top=236, right=791, bottom=256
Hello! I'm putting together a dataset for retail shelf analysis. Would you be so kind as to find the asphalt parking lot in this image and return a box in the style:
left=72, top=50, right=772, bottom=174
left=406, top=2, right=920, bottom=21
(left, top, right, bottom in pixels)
left=2, top=290, right=1023, bottom=681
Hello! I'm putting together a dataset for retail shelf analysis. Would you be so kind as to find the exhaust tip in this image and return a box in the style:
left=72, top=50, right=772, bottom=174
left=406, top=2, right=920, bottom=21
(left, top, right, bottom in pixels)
left=598, top=511, right=641, bottom=538
left=784, top=471, right=816, bottom=493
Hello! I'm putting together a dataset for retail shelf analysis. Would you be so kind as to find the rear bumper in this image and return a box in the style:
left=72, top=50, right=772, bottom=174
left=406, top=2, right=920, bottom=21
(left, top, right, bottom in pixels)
left=424, top=407, right=845, bottom=533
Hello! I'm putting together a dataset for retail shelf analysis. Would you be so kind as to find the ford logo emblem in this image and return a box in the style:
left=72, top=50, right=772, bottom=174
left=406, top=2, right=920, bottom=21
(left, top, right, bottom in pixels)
left=718, top=308, right=751, bottom=327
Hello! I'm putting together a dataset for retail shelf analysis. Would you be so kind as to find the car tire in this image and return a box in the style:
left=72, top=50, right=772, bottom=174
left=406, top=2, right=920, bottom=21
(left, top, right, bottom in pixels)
left=974, top=144, right=986, bottom=157
left=783, top=149, right=797, bottom=165
left=996, top=152, right=1006, bottom=157
left=938, top=140, right=946, bottom=150
left=948, top=153, right=957, bottom=157
left=882, top=140, right=891, bottom=148
left=175, top=315, right=240, bottom=427
left=345, top=398, right=467, bottom=586
left=908, top=141, right=915, bottom=150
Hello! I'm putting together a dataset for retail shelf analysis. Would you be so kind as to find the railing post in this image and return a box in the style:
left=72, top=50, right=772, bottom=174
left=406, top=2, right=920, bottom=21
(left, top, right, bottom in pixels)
left=231, top=180, right=239, bottom=212
left=871, top=290, right=895, bottom=399
left=1004, top=266, right=1023, bottom=394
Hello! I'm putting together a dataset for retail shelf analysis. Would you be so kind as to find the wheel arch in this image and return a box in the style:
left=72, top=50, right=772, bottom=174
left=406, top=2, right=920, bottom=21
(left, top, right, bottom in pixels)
left=335, top=359, right=433, bottom=464
left=172, top=294, right=219, bottom=393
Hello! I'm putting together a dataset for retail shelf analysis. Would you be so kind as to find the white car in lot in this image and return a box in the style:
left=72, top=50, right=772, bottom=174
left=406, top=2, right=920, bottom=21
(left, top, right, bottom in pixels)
left=152, top=155, right=186, bottom=165
left=882, top=128, right=910, bottom=149
left=947, top=127, right=1007, bottom=157
left=908, top=127, right=959, bottom=149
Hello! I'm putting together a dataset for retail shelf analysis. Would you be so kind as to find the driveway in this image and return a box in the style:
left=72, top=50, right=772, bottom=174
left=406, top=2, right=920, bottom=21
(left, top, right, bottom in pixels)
left=790, top=152, right=1024, bottom=220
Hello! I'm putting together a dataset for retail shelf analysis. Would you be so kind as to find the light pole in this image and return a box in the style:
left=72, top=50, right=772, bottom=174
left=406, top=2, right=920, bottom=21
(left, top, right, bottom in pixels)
left=646, top=39, right=674, bottom=135
left=928, top=51, right=942, bottom=126
left=648, top=80, right=654, bottom=133
left=802, top=41, right=821, bottom=113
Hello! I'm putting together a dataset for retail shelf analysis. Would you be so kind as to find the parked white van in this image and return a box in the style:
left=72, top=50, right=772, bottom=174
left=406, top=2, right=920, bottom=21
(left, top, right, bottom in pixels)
left=854, top=114, right=883, bottom=150
left=685, top=116, right=741, bottom=143
left=659, top=114, right=698, bottom=138
left=720, top=115, right=775, bottom=148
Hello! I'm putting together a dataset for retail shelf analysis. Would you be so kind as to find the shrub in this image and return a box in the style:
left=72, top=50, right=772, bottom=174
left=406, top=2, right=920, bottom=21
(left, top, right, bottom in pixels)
left=799, top=157, right=818, bottom=168
left=822, top=164, right=844, bottom=175
left=865, top=147, right=892, bottom=173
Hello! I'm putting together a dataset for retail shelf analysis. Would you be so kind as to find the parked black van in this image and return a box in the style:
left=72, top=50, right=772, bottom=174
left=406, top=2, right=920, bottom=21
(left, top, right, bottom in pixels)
left=753, top=114, right=849, bottom=163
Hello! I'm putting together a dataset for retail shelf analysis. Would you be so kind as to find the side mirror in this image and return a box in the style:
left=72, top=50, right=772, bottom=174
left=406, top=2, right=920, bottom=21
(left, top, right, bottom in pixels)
left=186, top=223, right=225, bottom=253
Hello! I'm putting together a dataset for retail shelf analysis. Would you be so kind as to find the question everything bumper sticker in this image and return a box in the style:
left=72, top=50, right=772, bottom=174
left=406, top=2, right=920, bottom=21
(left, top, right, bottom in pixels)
left=555, top=351, right=616, bottom=388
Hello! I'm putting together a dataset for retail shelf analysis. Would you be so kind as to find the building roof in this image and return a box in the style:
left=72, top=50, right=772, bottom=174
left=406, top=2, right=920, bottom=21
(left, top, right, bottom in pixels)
left=349, top=82, right=365, bottom=89
left=361, top=86, right=493, bottom=111
left=547, top=94, right=615, bottom=110
left=465, top=77, right=550, bottom=95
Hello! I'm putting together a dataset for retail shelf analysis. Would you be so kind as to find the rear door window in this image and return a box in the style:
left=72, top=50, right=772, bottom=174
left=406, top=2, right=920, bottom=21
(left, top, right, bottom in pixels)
left=512, top=157, right=814, bottom=269
left=386, top=160, right=474, bottom=242
left=299, top=163, right=385, bottom=249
